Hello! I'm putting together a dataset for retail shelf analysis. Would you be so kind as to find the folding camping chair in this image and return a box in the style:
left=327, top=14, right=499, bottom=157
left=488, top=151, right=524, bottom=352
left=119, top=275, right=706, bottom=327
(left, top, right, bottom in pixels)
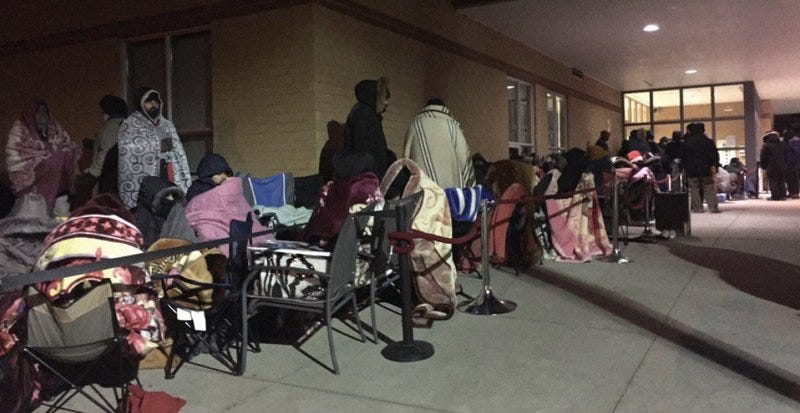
left=242, top=213, right=369, bottom=374
left=152, top=215, right=255, bottom=378
left=24, top=279, right=136, bottom=413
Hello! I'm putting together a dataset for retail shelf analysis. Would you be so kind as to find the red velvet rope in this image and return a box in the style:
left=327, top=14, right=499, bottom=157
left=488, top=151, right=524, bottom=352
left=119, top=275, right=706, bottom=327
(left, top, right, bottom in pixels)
left=387, top=185, right=602, bottom=253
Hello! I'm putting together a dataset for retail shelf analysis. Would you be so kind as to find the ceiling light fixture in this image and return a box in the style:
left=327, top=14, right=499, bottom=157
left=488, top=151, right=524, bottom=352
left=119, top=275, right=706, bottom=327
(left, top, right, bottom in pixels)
left=685, top=69, right=698, bottom=74
left=643, top=24, right=660, bottom=32
left=507, top=85, right=515, bottom=89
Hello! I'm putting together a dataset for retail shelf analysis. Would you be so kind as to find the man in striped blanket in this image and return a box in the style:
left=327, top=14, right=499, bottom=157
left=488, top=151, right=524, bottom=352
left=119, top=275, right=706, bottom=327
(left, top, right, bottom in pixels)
left=403, top=98, right=475, bottom=189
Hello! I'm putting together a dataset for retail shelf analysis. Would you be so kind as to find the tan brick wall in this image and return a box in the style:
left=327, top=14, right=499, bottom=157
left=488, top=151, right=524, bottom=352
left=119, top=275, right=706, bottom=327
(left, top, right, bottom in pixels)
left=312, top=5, right=509, bottom=163
left=568, top=97, right=623, bottom=153
left=349, top=0, right=620, bottom=107
left=0, top=40, right=122, bottom=168
left=211, top=5, right=317, bottom=177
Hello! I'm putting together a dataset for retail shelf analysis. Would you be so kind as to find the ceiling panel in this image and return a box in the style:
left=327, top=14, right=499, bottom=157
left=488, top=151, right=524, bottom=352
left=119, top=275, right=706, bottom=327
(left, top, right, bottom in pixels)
left=459, top=0, right=800, bottom=114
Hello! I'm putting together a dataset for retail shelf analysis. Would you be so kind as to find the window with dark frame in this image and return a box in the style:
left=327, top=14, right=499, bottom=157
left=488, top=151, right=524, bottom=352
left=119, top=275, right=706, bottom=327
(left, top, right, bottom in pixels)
left=546, top=90, right=567, bottom=153
left=507, top=78, right=533, bottom=155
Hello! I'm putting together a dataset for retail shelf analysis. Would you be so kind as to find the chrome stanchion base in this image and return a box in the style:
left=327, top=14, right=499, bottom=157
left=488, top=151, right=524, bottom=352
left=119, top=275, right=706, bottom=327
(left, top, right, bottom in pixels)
left=597, top=248, right=631, bottom=263
left=381, top=340, right=434, bottom=362
left=457, top=286, right=517, bottom=315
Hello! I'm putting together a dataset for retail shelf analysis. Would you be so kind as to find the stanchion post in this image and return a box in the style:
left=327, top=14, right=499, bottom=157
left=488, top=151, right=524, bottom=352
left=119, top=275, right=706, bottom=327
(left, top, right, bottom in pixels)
left=457, top=199, right=517, bottom=315
left=599, top=173, right=630, bottom=263
left=381, top=202, right=434, bottom=362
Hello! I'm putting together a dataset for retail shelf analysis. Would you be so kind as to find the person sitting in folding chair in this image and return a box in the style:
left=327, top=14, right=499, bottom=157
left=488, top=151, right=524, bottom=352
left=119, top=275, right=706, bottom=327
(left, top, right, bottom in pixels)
left=185, top=156, right=272, bottom=257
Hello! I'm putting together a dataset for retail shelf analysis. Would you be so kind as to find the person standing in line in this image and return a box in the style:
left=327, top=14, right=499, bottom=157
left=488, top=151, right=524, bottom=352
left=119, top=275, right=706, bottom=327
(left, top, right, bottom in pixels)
left=72, top=95, right=128, bottom=209
left=682, top=122, right=720, bottom=212
left=118, top=87, right=191, bottom=209
left=760, top=131, right=787, bottom=201
left=783, top=129, right=800, bottom=199
left=403, top=98, right=475, bottom=189
left=345, top=77, right=390, bottom=178
left=5, top=100, right=81, bottom=214
left=664, top=130, right=684, bottom=190
left=594, top=130, right=611, bottom=152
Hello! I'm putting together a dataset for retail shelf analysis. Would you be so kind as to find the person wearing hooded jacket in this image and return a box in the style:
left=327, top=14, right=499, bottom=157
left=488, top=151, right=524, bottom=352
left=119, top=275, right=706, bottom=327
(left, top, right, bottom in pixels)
left=186, top=153, right=233, bottom=201
left=118, top=87, right=191, bottom=209
left=760, top=131, right=787, bottom=201
left=345, top=77, right=390, bottom=178
left=185, top=171, right=272, bottom=257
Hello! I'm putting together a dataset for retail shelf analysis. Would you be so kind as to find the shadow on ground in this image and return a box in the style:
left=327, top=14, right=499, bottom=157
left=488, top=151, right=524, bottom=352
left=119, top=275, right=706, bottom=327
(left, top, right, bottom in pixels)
left=668, top=243, right=800, bottom=310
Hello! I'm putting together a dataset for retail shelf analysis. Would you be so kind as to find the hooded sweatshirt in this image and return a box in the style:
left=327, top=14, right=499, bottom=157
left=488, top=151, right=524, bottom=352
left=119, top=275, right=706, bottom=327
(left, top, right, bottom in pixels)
left=346, top=79, right=389, bottom=177
left=186, top=153, right=232, bottom=201
left=118, top=88, right=191, bottom=209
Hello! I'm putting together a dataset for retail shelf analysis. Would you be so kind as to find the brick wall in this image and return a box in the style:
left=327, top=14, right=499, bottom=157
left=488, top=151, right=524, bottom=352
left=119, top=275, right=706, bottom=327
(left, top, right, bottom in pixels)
left=211, top=5, right=317, bottom=177
left=568, top=98, right=622, bottom=154
left=0, top=40, right=121, bottom=168
left=313, top=5, right=509, bottom=164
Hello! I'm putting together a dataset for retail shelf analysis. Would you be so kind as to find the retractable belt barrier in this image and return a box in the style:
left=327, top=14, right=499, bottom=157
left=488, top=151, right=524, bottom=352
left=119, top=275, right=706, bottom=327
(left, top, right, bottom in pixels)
left=0, top=227, right=282, bottom=293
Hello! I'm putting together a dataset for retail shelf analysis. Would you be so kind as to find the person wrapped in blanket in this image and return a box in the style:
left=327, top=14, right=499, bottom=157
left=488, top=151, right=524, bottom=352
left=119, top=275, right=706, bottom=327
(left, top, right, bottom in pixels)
left=185, top=153, right=272, bottom=256
left=5, top=100, right=81, bottom=216
left=32, top=194, right=165, bottom=357
left=536, top=148, right=612, bottom=262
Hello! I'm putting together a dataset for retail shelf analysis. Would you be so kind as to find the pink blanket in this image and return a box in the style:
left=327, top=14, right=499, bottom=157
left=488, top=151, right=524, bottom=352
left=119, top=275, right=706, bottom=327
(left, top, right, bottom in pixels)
left=545, top=171, right=611, bottom=262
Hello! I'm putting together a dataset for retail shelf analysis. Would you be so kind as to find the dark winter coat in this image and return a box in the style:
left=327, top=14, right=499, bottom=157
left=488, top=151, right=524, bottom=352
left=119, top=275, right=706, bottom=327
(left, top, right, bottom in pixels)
left=760, top=134, right=786, bottom=177
left=346, top=79, right=389, bottom=178
left=681, top=132, right=719, bottom=178
left=785, top=137, right=800, bottom=171
left=133, top=176, right=188, bottom=248
left=558, top=148, right=589, bottom=193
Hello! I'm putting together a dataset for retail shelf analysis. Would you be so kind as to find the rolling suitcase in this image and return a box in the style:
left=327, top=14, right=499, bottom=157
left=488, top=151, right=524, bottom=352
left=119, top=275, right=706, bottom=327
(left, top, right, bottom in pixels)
left=654, top=192, right=690, bottom=236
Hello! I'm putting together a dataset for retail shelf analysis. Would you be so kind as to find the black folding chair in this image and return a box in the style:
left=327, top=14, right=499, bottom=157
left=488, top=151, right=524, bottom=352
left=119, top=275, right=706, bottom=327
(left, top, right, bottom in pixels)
left=242, top=213, right=368, bottom=374
left=24, top=279, right=136, bottom=413
left=153, top=214, right=255, bottom=378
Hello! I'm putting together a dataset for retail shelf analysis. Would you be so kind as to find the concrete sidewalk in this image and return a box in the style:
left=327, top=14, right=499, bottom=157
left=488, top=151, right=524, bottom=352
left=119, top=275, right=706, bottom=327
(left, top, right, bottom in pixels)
left=48, top=198, right=800, bottom=412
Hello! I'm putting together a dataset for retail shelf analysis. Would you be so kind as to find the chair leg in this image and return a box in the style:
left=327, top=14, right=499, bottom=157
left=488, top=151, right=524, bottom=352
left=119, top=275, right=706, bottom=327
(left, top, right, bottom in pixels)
left=370, top=277, right=379, bottom=344
left=326, top=311, right=339, bottom=375
left=238, top=298, right=248, bottom=376
left=351, top=294, right=366, bottom=343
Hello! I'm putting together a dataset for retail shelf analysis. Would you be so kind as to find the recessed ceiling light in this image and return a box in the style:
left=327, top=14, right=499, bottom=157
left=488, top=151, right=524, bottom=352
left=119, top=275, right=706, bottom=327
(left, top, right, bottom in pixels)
left=507, top=85, right=515, bottom=89
left=685, top=69, right=698, bottom=74
left=643, top=24, right=660, bottom=32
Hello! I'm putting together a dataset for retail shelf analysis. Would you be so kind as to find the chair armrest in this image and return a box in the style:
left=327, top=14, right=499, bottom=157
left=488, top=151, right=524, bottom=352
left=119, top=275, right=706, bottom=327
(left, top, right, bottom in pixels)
left=256, top=265, right=329, bottom=279
left=150, top=273, right=233, bottom=289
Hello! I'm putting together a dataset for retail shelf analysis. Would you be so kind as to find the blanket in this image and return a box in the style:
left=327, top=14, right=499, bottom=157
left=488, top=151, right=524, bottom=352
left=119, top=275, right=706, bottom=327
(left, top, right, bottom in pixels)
left=544, top=171, right=611, bottom=262
left=380, top=159, right=457, bottom=327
